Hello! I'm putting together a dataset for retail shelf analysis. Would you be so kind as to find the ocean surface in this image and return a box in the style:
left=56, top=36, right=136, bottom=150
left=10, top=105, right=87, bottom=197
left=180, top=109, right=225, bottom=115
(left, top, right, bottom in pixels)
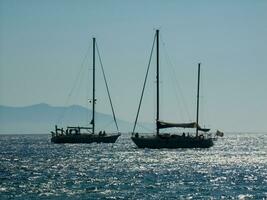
left=0, top=133, right=266, bottom=200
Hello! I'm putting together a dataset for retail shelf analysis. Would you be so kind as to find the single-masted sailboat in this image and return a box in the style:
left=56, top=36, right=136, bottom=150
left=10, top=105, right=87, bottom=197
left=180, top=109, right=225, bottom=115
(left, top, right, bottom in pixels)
left=51, top=38, right=120, bottom=143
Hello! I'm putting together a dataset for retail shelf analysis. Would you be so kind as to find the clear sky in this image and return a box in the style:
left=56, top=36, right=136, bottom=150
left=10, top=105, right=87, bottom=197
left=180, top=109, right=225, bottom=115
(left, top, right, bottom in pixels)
left=0, top=0, right=267, bottom=132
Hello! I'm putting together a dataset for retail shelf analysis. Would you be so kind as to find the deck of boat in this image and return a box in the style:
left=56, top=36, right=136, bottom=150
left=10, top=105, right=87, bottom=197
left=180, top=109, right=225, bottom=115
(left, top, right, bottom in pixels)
left=51, top=133, right=120, bottom=144
left=131, top=134, right=213, bottom=148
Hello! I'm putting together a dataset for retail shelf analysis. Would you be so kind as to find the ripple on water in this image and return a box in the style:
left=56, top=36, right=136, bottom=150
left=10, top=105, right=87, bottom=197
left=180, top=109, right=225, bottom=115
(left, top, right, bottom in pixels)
left=0, top=133, right=266, bottom=199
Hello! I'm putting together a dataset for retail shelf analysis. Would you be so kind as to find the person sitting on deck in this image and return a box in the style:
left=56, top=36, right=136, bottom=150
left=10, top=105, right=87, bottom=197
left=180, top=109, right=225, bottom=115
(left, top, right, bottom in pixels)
left=74, top=129, right=78, bottom=135
left=55, top=126, right=60, bottom=136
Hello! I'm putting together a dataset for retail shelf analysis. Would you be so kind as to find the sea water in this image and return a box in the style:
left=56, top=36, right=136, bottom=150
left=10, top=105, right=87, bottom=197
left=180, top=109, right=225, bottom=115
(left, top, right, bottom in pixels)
left=0, top=133, right=266, bottom=199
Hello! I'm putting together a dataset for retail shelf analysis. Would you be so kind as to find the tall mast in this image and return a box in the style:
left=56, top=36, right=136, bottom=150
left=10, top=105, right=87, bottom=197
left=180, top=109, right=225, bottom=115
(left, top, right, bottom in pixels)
left=196, top=63, right=201, bottom=137
left=156, top=29, right=159, bottom=135
left=92, top=37, right=96, bottom=134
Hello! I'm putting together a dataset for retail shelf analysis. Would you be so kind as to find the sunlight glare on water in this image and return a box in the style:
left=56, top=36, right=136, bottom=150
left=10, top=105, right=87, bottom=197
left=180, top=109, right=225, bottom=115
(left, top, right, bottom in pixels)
left=0, top=133, right=266, bottom=199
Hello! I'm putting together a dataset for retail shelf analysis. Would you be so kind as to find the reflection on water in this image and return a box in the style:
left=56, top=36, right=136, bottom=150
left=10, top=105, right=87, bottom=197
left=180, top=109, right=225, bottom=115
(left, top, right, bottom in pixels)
left=0, top=133, right=266, bottom=199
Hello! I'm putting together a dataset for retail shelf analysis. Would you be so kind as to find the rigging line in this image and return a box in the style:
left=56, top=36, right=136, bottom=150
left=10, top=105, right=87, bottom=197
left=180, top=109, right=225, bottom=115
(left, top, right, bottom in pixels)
left=200, top=66, right=209, bottom=127
left=85, top=69, right=90, bottom=126
left=132, top=32, right=157, bottom=133
left=95, top=42, right=119, bottom=133
left=160, top=38, right=185, bottom=121
left=56, top=45, right=91, bottom=124
left=153, top=72, right=156, bottom=130
left=159, top=33, right=193, bottom=121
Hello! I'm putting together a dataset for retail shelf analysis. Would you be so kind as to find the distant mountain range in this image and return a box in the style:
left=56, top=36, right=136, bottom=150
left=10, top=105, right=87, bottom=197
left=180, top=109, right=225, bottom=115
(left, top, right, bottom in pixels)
left=0, top=103, right=153, bottom=134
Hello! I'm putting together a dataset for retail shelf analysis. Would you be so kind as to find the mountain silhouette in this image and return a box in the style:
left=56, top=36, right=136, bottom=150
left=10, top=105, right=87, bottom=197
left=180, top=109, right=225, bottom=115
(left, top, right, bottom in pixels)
left=0, top=103, right=136, bottom=134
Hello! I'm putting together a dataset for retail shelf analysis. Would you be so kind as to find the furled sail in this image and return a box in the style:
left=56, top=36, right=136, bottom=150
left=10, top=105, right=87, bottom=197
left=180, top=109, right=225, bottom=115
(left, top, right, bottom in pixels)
left=157, top=121, right=197, bottom=129
left=199, top=127, right=210, bottom=132
left=157, top=120, right=210, bottom=132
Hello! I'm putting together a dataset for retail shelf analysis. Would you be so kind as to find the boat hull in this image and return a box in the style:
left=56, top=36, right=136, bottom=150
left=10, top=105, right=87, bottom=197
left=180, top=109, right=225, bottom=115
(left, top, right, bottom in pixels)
left=51, top=134, right=120, bottom=144
left=131, top=134, right=213, bottom=149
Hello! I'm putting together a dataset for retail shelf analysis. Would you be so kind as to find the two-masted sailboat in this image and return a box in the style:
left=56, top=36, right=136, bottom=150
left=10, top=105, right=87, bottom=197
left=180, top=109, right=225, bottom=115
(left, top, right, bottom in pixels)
left=51, top=38, right=121, bottom=143
left=131, top=30, right=214, bottom=148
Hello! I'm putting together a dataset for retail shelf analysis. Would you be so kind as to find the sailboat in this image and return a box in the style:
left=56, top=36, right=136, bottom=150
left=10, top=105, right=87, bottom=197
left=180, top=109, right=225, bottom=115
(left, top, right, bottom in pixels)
left=51, top=38, right=121, bottom=143
left=131, top=30, right=214, bottom=148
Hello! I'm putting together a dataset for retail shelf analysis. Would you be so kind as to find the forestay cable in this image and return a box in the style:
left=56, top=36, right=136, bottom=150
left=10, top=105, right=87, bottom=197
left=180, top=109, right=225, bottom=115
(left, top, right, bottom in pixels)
left=133, top=32, right=156, bottom=133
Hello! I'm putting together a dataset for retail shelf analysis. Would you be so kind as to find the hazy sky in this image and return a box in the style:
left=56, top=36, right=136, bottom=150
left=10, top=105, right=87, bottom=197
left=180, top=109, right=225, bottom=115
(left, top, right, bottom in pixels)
left=0, top=0, right=267, bottom=132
